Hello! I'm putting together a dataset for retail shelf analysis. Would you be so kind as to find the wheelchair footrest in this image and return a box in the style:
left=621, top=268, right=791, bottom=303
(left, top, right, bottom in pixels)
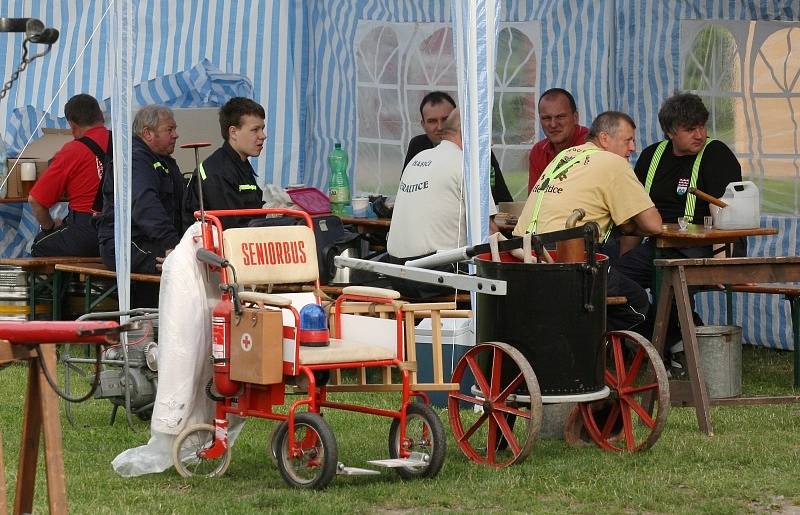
left=336, top=463, right=381, bottom=475
left=368, top=453, right=429, bottom=468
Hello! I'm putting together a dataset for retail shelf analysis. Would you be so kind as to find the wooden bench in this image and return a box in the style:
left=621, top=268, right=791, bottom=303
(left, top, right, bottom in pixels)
left=727, top=283, right=800, bottom=388
left=54, top=263, right=160, bottom=314
left=0, top=256, right=102, bottom=320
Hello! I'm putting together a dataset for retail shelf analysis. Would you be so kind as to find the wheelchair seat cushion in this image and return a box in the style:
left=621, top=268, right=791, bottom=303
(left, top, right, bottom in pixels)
left=299, top=338, right=395, bottom=365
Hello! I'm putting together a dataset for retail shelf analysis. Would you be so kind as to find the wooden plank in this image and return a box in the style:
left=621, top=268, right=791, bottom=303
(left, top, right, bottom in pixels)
left=404, top=311, right=418, bottom=384
left=655, top=224, right=777, bottom=248
left=674, top=266, right=714, bottom=436
left=0, top=340, right=37, bottom=365
left=0, top=429, right=6, bottom=515
left=431, top=310, right=443, bottom=385
left=710, top=395, right=800, bottom=406
left=15, top=355, right=44, bottom=515
left=729, top=284, right=800, bottom=297
left=39, top=345, right=68, bottom=515
left=680, top=263, right=800, bottom=286
left=654, top=256, right=800, bottom=268
left=0, top=256, right=101, bottom=274
left=54, top=262, right=160, bottom=283
left=325, top=382, right=459, bottom=393
left=400, top=302, right=457, bottom=312
left=406, top=309, right=472, bottom=319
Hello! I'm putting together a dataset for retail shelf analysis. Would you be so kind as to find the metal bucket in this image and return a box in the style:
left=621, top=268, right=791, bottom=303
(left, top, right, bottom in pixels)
left=474, top=251, right=608, bottom=395
left=0, top=265, right=50, bottom=320
left=696, top=325, right=742, bottom=398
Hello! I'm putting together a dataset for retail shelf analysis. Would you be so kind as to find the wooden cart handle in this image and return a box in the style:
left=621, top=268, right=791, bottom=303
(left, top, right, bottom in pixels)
left=688, top=187, right=728, bottom=208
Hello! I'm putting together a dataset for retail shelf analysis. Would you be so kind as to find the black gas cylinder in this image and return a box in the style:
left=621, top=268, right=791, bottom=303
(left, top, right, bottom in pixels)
left=475, top=250, right=607, bottom=395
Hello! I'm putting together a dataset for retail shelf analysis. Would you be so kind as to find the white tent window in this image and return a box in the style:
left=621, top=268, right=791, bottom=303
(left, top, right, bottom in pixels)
left=354, top=21, right=538, bottom=198
left=493, top=25, right=539, bottom=200
left=682, top=21, right=800, bottom=214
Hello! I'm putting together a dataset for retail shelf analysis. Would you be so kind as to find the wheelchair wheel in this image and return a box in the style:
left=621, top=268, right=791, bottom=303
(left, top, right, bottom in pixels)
left=275, top=412, right=338, bottom=489
left=388, top=403, right=446, bottom=479
left=172, top=423, right=231, bottom=478
left=579, top=331, right=670, bottom=452
left=268, top=421, right=287, bottom=466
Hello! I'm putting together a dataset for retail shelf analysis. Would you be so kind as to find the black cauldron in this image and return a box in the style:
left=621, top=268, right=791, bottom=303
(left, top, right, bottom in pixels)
left=474, top=250, right=607, bottom=395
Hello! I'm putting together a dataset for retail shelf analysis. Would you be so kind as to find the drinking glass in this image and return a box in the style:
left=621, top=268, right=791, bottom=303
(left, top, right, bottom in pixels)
left=677, top=216, right=689, bottom=231
left=704, top=215, right=713, bottom=230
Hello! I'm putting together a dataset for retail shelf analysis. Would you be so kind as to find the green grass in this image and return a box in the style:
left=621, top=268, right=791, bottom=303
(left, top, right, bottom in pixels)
left=2, top=345, right=799, bottom=514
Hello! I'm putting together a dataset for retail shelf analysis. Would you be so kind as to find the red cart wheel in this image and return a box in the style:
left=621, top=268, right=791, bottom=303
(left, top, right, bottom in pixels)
left=448, top=342, right=541, bottom=467
left=578, top=330, right=670, bottom=452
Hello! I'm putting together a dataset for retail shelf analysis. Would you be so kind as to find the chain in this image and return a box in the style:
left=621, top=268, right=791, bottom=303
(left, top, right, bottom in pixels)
left=0, top=43, right=32, bottom=102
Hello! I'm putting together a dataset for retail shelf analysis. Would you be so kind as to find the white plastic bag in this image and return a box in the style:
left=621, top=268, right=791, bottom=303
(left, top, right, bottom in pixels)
left=262, top=183, right=293, bottom=209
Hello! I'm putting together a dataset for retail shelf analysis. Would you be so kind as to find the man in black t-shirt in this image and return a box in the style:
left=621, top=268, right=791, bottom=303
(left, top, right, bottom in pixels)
left=612, top=92, right=743, bottom=289
left=635, top=93, right=741, bottom=226
left=403, top=91, right=513, bottom=203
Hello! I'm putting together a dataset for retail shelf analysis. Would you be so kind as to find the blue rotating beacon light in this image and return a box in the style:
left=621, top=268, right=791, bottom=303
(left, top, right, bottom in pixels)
left=298, top=304, right=329, bottom=347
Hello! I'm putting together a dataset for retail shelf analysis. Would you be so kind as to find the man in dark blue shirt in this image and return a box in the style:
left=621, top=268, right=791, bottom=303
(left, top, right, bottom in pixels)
left=97, top=105, right=184, bottom=307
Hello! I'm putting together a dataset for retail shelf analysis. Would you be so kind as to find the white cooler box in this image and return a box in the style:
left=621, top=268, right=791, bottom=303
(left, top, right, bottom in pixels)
left=415, top=318, right=475, bottom=408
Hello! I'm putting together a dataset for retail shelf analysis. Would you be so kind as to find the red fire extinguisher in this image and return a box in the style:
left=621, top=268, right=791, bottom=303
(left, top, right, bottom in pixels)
left=212, top=292, right=240, bottom=396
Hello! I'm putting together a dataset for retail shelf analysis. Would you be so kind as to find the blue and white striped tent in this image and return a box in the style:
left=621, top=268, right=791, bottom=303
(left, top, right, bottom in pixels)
left=0, top=0, right=798, bottom=348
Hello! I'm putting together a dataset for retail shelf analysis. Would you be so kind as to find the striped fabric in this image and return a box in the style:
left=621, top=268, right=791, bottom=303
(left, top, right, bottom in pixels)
left=0, top=60, right=252, bottom=259
left=696, top=215, right=800, bottom=350
left=612, top=1, right=800, bottom=161
left=1, top=0, right=798, bottom=350
left=0, top=0, right=304, bottom=186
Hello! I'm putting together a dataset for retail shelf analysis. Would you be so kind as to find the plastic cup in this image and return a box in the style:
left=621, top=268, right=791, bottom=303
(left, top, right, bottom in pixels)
left=704, top=216, right=713, bottom=230
left=20, top=162, right=37, bottom=197
left=351, top=197, right=369, bottom=218
left=677, top=216, right=689, bottom=231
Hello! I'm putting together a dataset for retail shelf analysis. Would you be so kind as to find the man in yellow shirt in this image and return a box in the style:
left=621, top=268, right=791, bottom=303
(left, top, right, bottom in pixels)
left=514, top=111, right=661, bottom=331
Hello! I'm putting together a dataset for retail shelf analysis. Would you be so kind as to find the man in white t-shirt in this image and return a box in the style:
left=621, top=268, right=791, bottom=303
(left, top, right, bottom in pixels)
left=387, top=109, right=497, bottom=298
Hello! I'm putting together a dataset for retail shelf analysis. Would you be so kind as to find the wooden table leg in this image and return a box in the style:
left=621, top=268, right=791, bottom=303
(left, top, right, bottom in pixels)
left=15, top=346, right=68, bottom=515
left=650, top=268, right=675, bottom=356
left=1, top=429, right=7, bottom=515
left=673, top=266, right=714, bottom=436
left=790, top=295, right=800, bottom=389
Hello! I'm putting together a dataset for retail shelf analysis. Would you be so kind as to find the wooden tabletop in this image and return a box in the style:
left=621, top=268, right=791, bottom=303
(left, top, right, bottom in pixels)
left=0, top=256, right=102, bottom=273
left=0, top=197, right=27, bottom=204
left=654, top=223, right=778, bottom=248
left=54, top=262, right=161, bottom=283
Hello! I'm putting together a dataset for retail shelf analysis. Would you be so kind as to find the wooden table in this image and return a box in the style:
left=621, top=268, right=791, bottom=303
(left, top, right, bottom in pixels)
left=653, top=223, right=779, bottom=322
left=655, top=223, right=777, bottom=253
left=651, top=225, right=800, bottom=435
left=0, top=256, right=103, bottom=320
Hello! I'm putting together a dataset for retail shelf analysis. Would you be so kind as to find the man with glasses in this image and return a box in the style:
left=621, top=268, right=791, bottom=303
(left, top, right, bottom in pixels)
left=527, top=88, right=588, bottom=193
left=97, top=105, right=184, bottom=306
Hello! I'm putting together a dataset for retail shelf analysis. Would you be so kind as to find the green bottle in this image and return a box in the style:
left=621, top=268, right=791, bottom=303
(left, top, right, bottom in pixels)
left=327, top=143, right=351, bottom=215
